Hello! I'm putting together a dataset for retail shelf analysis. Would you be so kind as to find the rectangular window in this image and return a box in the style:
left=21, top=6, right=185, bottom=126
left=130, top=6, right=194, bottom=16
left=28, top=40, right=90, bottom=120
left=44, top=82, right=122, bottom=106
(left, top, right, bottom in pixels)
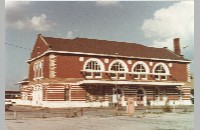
left=33, top=60, right=44, bottom=80
left=41, top=68, right=43, bottom=77
left=37, top=67, right=41, bottom=78
left=133, top=74, right=139, bottom=79
left=161, top=75, right=167, bottom=80
left=110, top=73, right=116, bottom=78
left=85, top=72, right=92, bottom=79
left=154, top=75, right=159, bottom=79
left=119, top=73, right=125, bottom=79
left=94, top=72, right=101, bottom=78
left=140, top=74, right=147, bottom=79
left=34, top=63, right=36, bottom=78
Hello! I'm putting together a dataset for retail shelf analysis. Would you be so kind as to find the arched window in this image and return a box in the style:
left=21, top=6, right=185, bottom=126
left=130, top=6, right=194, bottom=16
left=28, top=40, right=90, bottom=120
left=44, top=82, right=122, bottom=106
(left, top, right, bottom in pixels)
left=85, top=61, right=101, bottom=70
left=132, top=61, right=149, bottom=80
left=109, top=60, right=128, bottom=79
left=153, top=63, right=169, bottom=80
left=111, top=62, right=125, bottom=71
left=83, top=58, right=104, bottom=79
left=155, top=65, right=166, bottom=73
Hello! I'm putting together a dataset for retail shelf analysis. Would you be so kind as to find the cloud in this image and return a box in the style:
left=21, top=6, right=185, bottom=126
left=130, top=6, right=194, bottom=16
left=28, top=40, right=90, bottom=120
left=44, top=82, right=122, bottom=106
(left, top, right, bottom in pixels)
left=6, top=1, right=29, bottom=23
left=6, top=1, right=55, bottom=31
left=141, top=1, right=194, bottom=50
left=5, top=1, right=30, bottom=9
left=66, top=30, right=79, bottom=39
left=66, top=31, right=74, bottom=39
left=29, top=14, right=55, bottom=31
left=96, top=0, right=120, bottom=6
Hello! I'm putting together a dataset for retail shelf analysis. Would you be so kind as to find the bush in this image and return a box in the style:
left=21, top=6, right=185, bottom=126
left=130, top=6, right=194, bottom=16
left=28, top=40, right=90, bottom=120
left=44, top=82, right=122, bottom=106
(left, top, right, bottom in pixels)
left=183, top=108, right=188, bottom=112
left=162, top=105, right=172, bottom=112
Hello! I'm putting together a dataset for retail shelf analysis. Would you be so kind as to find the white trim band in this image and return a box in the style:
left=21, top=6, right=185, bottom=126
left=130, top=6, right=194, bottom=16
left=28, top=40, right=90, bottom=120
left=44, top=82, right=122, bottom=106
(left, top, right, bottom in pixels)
left=27, top=50, right=191, bottom=63
left=77, top=80, right=185, bottom=86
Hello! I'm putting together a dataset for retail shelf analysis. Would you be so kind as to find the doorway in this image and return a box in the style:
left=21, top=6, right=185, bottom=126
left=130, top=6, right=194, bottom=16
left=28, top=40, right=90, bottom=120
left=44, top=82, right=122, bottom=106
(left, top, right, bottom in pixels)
left=136, top=88, right=146, bottom=106
left=32, top=85, right=43, bottom=105
left=112, top=88, right=124, bottom=106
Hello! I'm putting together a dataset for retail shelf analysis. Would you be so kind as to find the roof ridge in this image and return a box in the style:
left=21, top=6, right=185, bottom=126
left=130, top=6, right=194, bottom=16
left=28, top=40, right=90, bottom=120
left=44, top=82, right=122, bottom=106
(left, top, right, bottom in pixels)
left=77, top=37, right=145, bottom=46
left=38, top=34, right=49, bottom=46
left=43, top=36, right=146, bottom=47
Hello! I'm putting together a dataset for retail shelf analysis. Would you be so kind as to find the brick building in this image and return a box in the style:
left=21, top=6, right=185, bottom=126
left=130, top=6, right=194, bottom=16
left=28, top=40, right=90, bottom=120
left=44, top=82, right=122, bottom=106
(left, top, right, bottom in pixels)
left=19, top=34, right=192, bottom=108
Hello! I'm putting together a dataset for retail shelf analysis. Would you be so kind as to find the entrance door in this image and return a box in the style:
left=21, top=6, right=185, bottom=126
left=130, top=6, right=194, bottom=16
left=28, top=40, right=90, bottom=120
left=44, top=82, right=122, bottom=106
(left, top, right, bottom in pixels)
left=112, top=88, right=124, bottom=106
left=32, top=85, right=43, bottom=105
left=136, top=88, right=146, bottom=106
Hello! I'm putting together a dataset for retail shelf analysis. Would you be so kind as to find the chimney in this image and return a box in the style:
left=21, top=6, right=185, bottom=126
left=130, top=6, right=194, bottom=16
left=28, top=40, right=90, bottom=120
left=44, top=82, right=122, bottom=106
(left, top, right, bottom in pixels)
left=173, top=38, right=181, bottom=55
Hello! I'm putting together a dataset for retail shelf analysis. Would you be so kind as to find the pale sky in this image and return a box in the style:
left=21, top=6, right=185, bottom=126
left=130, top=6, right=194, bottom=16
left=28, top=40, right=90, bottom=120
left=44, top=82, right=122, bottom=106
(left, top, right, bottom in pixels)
left=5, top=1, right=194, bottom=90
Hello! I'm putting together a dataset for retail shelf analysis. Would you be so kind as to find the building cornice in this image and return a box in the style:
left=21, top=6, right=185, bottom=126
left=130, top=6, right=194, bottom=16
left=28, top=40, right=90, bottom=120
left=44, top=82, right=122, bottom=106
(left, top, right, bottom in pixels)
left=76, top=80, right=185, bottom=86
left=27, top=50, right=191, bottom=63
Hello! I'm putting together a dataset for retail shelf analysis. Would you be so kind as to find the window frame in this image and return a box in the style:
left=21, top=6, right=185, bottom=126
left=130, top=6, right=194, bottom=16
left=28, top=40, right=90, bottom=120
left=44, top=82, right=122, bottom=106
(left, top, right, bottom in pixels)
left=153, top=63, right=170, bottom=81
left=83, top=58, right=105, bottom=79
left=33, top=60, right=44, bottom=80
left=109, top=60, right=128, bottom=80
left=132, top=61, right=149, bottom=80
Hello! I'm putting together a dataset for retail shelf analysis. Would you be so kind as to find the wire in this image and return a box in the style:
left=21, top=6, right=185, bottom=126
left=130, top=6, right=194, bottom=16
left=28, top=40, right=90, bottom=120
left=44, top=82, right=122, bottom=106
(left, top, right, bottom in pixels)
left=5, top=43, right=31, bottom=51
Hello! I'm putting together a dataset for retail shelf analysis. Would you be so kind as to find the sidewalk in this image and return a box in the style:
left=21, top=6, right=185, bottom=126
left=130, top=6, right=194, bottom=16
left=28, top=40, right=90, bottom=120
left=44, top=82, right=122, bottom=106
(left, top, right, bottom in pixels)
left=5, top=105, right=194, bottom=119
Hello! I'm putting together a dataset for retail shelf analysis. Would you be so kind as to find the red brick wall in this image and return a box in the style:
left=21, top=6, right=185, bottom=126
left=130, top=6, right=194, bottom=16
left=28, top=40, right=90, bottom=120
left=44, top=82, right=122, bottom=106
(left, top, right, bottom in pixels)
left=28, top=53, right=189, bottom=82
left=29, top=56, right=49, bottom=80
left=29, top=62, right=34, bottom=80
left=54, top=54, right=189, bottom=82
left=31, top=35, right=49, bottom=59
left=169, top=62, right=188, bottom=81
left=43, top=55, right=50, bottom=79
left=56, top=54, right=84, bottom=78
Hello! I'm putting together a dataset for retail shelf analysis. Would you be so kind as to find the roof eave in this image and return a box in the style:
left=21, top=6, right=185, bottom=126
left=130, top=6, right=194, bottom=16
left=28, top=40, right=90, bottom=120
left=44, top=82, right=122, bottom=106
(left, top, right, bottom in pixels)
left=27, top=50, right=192, bottom=63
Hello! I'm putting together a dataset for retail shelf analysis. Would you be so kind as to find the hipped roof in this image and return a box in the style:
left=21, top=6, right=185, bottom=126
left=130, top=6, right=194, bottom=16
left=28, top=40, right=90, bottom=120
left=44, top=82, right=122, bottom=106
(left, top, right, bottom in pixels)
left=31, top=35, right=190, bottom=62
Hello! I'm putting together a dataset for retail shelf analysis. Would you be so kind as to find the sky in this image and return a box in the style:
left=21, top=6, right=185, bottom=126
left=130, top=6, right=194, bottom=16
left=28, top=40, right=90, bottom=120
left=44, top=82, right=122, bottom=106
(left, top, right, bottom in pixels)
left=5, top=1, right=194, bottom=90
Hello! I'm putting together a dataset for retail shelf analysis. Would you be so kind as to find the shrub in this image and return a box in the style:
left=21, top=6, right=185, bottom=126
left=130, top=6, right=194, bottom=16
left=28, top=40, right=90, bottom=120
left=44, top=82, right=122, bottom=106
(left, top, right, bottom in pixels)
left=162, top=104, right=172, bottom=112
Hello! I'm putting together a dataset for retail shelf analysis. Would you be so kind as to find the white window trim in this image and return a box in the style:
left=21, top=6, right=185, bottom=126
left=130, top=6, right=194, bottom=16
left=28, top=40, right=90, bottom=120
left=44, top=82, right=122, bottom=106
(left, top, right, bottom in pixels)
left=152, top=63, right=170, bottom=80
left=83, top=58, right=104, bottom=79
left=110, top=71, right=126, bottom=80
left=154, top=75, right=167, bottom=81
left=118, top=72, right=126, bottom=80
left=108, top=60, right=128, bottom=80
left=85, top=71, right=103, bottom=79
left=132, top=61, right=149, bottom=80
left=110, top=72, right=117, bottom=79
left=138, top=74, right=147, bottom=80
left=94, top=72, right=102, bottom=79
left=83, top=58, right=105, bottom=71
left=85, top=71, right=93, bottom=79
left=33, top=60, right=44, bottom=80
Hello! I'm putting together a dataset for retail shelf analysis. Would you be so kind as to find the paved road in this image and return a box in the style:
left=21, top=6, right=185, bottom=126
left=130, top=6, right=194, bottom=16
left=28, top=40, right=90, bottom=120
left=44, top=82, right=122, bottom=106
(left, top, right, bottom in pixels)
left=5, top=111, right=193, bottom=130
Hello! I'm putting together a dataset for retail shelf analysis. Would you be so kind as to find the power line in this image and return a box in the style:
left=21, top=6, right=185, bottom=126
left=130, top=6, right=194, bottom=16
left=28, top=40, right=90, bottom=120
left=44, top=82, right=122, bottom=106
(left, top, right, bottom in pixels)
left=5, top=43, right=31, bottom=51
